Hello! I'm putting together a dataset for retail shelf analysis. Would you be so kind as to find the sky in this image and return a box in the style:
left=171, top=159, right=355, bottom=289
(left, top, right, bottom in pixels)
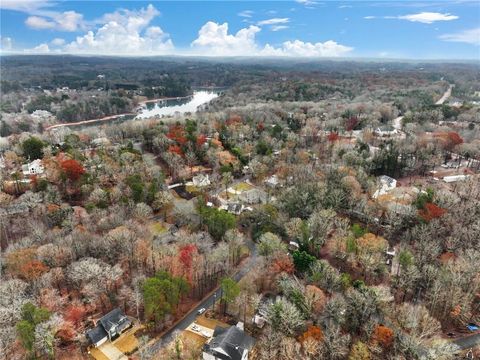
left=0, top=0, right=479, bottom=60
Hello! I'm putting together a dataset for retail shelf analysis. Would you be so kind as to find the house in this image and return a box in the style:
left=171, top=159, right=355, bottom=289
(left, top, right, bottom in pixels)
left=85, top=308, right=132, bottom=347
left=203, top=324, right=255, bottom=360
left=288, top=241, right=300, bottom=251
left=22, top=159, right=44, bottom=176
left=193, top=173, right=211, bottom=187
left=443, top=175, right=469, bottom=183
left=373, top=175, right=397, bottom=198
left=264, top=175, right=280, bottom=188
left=375, top=126, right=398, bottom=137
left=226, top=203, right=243, bottom=215
left=239, top=188, right=267, bottom=205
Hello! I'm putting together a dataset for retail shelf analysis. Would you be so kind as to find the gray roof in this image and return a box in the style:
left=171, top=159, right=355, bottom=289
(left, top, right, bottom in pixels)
left=86, top=308, right=131, bottom=345
left=204, top=326, right=255, bottom=360
left=86, top=324, right=107, bottom=344
left=379, top=175, right=396, bottom=185
left=98, top=308, right=130, bottom=333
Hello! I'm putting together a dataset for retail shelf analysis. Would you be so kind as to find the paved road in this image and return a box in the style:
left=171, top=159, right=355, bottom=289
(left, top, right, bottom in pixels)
left=392, top=84, right=452, bottom=131
left=435, top=85, right=453, bottom=105
left=147, top=239, right=258, bottom=356
left=454, top=332, right=480, bottom=350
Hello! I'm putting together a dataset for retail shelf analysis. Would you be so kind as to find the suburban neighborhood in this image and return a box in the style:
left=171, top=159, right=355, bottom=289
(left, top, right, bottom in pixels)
left=1, top=2, right=480, bottom=359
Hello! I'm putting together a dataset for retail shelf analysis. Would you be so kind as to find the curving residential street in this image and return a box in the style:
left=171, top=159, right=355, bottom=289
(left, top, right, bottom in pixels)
left=145, top=239, right=258, bottom=356
left=392, top=84, right=453, bottom=131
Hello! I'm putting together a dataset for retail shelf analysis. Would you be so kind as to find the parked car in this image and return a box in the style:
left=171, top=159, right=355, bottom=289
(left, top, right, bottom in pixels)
left=197, top=308, right=206, bottom=315
left=466, top=323, right=479, bottom=332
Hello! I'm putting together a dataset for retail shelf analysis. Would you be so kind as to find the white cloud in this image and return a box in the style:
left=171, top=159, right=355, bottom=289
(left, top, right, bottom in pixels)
left=25, top=11, right=85, bottom=31
left=62, top=4, right=173, bottom=55
left=3, top=0, right=86, bottom=32
left=191, top=21, right=260, bottom=56
left=257, top=18, right=290, bottom=26
left=439, top=27, right=480, bottom=45
left=100, top=4, right=159, bottom=33
left=364, top=12, right=458, bottom=24
left=191, top=21, right=351, bottom=57
left=0, top=0, right=52, bottom=12
left=397, top=12, right=458, bottom=24
left=25, top=15, right=55, bottom=29
left=31, top=43, right=50, bottom=53
left=295, top=0, right=319, bottom=6
left=238, top=10, right=253, bottom=18
left=271, top=25, right=289, bottom=32
left=51, top=38, right=65, bottom=46
left=263, top=40, right=353, bottom=57
left=0, top=37, right=13, bottom=50
left=339, top=5, right=352, bottom=9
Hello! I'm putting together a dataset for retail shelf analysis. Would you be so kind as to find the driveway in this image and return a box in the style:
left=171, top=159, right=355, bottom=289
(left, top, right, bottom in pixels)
left=96, top=343, right=127, bottom=360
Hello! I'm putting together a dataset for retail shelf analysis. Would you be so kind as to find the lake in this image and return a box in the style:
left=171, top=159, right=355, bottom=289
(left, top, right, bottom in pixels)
left=135, top=91, right=219, bottom=119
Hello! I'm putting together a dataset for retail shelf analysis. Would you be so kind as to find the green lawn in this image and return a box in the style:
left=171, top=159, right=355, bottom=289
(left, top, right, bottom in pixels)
left=150, top=222, right=167, bottom=235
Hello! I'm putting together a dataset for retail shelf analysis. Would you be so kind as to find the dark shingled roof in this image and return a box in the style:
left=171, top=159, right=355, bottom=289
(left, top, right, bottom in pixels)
left=86, top=324, right=107, bottom=345
left=204, top=326, right=255, bottom=360
left=86, top=308, right=131, bottom=345
left=98, top=308, right=130, bottom=334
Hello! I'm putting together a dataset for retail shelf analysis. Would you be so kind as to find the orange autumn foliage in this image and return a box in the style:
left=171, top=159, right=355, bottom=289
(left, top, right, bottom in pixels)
left=447, top=132, right=463, bottom=146
left=5, top=248, right=37, bottom=277
left=19, top=260, right=49, bottom=281
left=271, top=254, right=295, bottom=275
left=299, top=325, right=323, bottom=343
left=356, top=233, right=388, bottom=253
left=433, top=131, right=463, bottom=150
left=371, top=324, right=394, bottom=349
left=418, top=202, right=446, bottom=222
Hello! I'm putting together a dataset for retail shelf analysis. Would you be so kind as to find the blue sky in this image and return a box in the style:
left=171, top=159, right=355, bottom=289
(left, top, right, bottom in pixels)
left=1, top=1, right=479, bottom=59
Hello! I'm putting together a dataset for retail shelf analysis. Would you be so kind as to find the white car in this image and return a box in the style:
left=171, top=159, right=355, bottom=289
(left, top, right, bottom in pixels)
left=197, top=308, right=206, bottom=315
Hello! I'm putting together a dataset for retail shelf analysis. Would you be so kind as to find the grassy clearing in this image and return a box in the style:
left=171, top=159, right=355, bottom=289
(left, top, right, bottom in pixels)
left=150, top=222, right=167, bottom=235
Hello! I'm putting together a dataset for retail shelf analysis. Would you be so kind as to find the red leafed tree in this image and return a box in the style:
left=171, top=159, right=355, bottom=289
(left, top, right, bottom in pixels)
left=196, top=134, right=207, bottom=147
left=179, top=244, right=197, bottom=283
left=371, top=324, right=394, bottom=349
left=257, top=122, right=265, bottom=132
left=168, top=145, right=183, bottom=156
left=345, top=116, right=359, bottom=131
left=328, top=132, right=340, bottom=142
left=167, top=125, right=187, bottom=145
left=447, top=132, right=463, bottom=147
left=65, top=305, right=86, bottom=326
left=418, top=202, right=446, bottom=222
left=60, top=159, right=85, bottom=182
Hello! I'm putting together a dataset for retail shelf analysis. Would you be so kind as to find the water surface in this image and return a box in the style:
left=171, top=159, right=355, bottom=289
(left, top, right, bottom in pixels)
left=136, top=91, right=218, bottom=119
